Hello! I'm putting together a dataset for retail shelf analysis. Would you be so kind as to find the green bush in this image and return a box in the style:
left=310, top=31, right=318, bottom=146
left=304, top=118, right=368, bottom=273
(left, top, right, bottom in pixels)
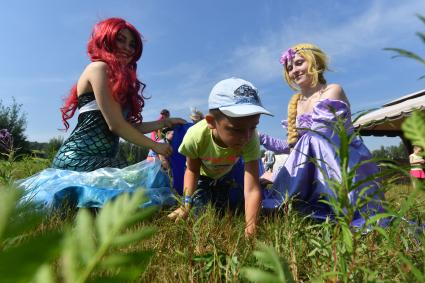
left=0, top=187, right=157, bottom=283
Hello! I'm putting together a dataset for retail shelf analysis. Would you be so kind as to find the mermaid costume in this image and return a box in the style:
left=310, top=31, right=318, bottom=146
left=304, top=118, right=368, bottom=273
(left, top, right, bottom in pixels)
left=52, top=92, right=127, bottom=171
left=18, top=92, right=175, bottom=209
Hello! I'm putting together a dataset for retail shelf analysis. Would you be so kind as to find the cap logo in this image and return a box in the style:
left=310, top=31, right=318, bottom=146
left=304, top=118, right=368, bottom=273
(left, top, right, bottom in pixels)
left=234, top=84, right=260, bottom=105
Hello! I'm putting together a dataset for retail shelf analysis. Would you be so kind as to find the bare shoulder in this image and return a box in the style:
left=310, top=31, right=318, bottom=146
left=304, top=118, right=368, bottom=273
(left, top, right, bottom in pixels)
left=323, top=84, right=349, bottom=104
left=77, top=62, right=109, bottom=94
left=83, top=62, right=110, bottom=83
left=85, top=61, right=108, bottom=74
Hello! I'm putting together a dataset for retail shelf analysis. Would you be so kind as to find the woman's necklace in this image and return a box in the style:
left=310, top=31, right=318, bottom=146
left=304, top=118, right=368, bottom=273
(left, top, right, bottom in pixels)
left=299, top=84, right=327, bottom=103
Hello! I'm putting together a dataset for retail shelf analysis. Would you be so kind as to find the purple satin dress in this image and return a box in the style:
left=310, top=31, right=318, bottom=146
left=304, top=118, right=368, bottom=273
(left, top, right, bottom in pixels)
left=261, top=99, right=384, bottom=228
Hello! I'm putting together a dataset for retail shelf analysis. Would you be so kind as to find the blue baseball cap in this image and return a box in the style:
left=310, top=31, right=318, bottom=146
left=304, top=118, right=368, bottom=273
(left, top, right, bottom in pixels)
left=208, top=77, right=273, bottom=117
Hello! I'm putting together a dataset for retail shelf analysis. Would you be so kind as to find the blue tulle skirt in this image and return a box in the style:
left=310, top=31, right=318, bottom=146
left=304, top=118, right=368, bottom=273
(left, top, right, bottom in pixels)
left=17, top=159, right=176, bottom=210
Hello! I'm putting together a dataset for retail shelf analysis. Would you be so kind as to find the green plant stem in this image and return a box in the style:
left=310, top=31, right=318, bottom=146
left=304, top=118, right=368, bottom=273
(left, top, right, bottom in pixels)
left=76, top=215, right=127, bottom=283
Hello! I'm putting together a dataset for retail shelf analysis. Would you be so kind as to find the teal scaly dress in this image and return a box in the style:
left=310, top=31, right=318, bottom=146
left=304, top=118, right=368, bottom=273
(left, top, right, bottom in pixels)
left=19, top=92, right=175, bottom=209
left=52, top=92, right=128, bottom=171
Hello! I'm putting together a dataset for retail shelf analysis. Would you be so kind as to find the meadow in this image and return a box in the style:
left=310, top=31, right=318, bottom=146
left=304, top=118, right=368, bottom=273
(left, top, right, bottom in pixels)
left=1, top=152, right=424, bottom=283
left=1, top=111, right=425, bottom=282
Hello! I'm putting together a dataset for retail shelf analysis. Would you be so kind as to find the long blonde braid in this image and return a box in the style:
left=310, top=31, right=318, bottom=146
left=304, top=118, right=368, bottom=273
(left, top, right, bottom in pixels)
left=282, top=43, right=329, bottom=146
left=287, top=93, right=301, bottom=146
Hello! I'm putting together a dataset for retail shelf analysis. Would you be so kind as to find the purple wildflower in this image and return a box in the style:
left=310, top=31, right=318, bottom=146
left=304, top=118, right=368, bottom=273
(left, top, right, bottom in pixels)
left=0, top=129, right=13, bottom=151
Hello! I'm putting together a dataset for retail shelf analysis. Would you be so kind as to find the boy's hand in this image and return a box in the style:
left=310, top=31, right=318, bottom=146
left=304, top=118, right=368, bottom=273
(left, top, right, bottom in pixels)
left=167, top=207, right=189, bottom=222
left=245, top=224, right=257, bottom=237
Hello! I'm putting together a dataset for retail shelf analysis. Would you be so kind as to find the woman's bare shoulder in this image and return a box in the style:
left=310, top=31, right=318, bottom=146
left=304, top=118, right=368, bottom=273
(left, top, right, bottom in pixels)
left=77, top=62, right=108, bottom=94
left=85, top=61, right=108, bottom=73
left=323, top=84, right=349, bottom=103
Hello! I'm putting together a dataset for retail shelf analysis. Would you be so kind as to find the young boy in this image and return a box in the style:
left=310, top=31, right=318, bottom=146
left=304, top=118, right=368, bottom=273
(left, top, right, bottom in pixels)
left=168, top=77, right=272, bottom=236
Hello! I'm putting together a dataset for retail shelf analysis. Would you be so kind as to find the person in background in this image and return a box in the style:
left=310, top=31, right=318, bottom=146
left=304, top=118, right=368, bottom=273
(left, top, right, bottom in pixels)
left=263, top=150, right=276, bottom=173
left=409, top=145, right=425, bottom=187
left=147, top=127, right=174, bottom=171
left=52, top=18, right=185, bottom=172
left=150, top=109, right=171, bottom=141
left=189, top=107, right=204, bottom=124
left=168, top=77, right=273, bottom=237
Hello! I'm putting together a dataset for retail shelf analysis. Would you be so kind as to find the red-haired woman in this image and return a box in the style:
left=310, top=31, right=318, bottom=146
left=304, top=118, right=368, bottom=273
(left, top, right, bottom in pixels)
left=52, top=18, right=185, bottom=171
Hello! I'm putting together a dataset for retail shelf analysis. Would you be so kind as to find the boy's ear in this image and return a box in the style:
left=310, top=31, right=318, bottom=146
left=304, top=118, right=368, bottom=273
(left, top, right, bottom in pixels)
left=205, top=114, right=216, bottom=129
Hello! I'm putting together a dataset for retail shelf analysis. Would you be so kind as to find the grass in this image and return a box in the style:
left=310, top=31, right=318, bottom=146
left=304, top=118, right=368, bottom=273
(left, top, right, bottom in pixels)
left=2, top=158, right=425, bottom=282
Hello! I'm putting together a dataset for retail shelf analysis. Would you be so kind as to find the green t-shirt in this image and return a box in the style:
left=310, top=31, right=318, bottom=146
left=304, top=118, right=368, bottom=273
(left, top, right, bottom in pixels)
left=178, top=119, right=260, bottom=179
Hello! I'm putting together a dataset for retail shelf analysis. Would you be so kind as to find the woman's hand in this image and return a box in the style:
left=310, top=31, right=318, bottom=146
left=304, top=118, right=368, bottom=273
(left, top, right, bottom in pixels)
left=153, top=143, right=173, bottom=157
left=164, top=118, right=187, bottom=128
left=167, top=207, right=189, bottom=222
left=160, top=159, right=170, bottom=170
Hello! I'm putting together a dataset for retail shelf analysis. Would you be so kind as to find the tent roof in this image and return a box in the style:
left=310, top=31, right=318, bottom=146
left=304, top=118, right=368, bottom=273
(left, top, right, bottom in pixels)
left=354, top=89, right=425, bottom=136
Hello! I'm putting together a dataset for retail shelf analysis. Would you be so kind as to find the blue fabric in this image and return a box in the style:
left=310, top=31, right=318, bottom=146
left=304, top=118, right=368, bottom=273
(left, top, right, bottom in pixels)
left=170, top=123, right=194, bottom=195
left=17, top=159, right=175, bottom=210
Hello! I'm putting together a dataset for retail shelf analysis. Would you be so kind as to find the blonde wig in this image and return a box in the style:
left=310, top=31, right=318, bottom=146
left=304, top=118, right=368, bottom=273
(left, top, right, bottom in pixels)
left=287, top=93, right=301, bottom=146
left=282, top=43, right=329, bottom=91
left=281, top=43, right=329, bottom=145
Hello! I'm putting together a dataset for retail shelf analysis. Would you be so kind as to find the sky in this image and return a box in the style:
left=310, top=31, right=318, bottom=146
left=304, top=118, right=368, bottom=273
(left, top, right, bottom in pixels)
left=1, top=0, right=424, bottom=150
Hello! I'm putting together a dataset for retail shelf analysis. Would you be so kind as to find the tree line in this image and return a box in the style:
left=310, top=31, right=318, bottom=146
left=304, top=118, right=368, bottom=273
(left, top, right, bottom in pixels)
left=0, top=99, right=149, bottom=163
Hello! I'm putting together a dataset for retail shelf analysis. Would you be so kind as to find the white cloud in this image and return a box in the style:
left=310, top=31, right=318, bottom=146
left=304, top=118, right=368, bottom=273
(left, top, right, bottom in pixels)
left=223, top=1, right=425, bottom=84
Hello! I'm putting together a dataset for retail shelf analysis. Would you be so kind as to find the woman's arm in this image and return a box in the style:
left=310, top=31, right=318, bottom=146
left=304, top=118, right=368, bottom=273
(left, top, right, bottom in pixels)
left=139, top=120, right=166, bottom=133
left=259, top=132, right=290, bottom=154
left=86, top=62, right=172, bottom=156
left=139, top=118, right=186, bottom=134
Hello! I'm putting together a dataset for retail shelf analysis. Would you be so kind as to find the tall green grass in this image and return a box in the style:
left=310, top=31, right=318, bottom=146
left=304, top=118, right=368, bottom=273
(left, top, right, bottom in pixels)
left=0, top=111, right=424, bottom=282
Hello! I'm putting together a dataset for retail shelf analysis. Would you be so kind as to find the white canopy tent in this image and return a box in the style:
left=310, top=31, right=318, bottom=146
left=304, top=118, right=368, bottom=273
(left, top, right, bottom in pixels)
left=354, top=89, right=425, bottom=138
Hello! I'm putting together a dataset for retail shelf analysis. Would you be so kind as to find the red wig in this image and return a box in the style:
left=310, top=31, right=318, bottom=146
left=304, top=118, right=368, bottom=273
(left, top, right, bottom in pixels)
left=60, top=17, right=145, bottom=130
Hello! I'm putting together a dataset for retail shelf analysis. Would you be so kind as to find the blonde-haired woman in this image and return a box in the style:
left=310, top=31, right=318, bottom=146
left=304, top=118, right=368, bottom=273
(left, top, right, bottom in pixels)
left=260, top=43, right=384, bottom=228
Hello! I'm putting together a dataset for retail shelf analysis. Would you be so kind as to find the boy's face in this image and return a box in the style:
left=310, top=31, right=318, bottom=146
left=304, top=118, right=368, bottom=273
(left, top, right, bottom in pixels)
left=207, top=114, right=260, bottom=150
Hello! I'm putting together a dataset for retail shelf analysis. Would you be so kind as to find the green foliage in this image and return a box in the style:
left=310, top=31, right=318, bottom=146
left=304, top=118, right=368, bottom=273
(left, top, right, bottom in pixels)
left=0, top=186, right=157, bottom=283
left=27, top=136, right=64, bottom=160
left=0, top=148, right=19, bottom=186
left=372, top=142, right=408, bottom=161
left=384, top=14, right=425, bottom=79
left=61, top=190, right=157, bottom=283
left=46, top=136, right=64, bottom=160
left=402, top=110, right=425, bottom=152
left=0, top=98, right=29, bottom=155
left=118, top=141, right=149, bottom=164
left=242, top=242, right=295, bottom=283
left=0, top=188, right=62, bottom=283
left=1, top=163, right=425, bottom=281
left=1, top=104, right=424, bottom=281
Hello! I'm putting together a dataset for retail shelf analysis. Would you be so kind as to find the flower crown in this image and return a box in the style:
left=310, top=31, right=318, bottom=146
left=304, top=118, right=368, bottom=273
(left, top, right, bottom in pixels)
left=279, top=47, right=322, bottom=65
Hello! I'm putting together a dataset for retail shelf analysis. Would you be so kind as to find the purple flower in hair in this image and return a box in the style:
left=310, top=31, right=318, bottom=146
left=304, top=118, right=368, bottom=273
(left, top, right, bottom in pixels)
left=279, top=48, right=296, bottom=65
left=0, top=129, right=13, bottom=151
